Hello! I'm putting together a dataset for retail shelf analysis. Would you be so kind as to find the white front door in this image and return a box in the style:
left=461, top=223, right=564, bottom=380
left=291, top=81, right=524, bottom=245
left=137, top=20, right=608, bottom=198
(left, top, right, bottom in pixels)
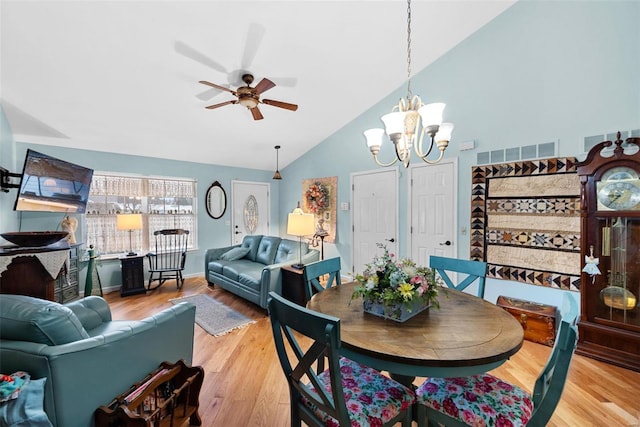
left=351, top=169, right=398, bottom=275
left=410, top=160, right=457, bottom=267
left=231, top=180, right=270, bottom=245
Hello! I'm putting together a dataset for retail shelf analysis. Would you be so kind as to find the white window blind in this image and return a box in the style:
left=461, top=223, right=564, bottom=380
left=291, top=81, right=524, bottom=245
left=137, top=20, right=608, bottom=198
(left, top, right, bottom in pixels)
left=85, top=173, right=197, bottom=255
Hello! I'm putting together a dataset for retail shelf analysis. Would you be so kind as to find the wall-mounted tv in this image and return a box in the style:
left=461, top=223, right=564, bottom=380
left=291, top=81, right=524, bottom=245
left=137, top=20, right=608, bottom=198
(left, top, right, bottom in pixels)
left=13, top=149, right=94, bottom=213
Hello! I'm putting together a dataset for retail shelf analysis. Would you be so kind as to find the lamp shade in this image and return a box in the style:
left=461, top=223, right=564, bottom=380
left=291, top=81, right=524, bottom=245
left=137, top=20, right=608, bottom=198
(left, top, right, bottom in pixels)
left=116, top=213, right=143, bottom=230
left=287, top=213, right=315, bottom=237
left=417, top=102, right=445, bottom=127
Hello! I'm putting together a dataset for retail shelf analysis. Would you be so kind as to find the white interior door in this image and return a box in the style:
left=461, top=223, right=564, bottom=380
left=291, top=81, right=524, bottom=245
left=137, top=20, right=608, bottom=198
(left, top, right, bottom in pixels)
left=351, top=169, right=398, bottom=275
left=410, top=160, right=457, bottom=267
left=231, top=180, right=270, bottom=245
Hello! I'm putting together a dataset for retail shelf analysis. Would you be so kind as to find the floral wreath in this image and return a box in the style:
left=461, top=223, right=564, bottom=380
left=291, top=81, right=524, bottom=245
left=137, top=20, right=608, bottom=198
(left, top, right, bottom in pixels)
left=305, top=182, right=330, bottom=214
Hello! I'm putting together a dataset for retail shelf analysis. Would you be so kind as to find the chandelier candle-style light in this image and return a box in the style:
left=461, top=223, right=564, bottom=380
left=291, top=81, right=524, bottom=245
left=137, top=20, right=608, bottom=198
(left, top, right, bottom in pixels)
left=364, top=0, right=454, bottom=168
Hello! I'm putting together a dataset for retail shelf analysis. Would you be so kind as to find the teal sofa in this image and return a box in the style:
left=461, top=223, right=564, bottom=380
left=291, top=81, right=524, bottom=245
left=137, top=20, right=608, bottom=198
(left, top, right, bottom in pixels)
left=0, top=294, right=196, bottom=427
left=204, top=235, right=319, bottom=309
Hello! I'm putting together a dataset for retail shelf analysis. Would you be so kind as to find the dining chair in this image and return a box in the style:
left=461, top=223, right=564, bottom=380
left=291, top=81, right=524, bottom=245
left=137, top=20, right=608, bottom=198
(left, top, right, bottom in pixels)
left=429, top=255, right=488, bottom=298
left=302, top=257, right=341, bottom=303
left=415, top=317, right=578, bottom=427
left=267, top=291, right=415, bottom=427
left=146, top=228, right=189, bottom=291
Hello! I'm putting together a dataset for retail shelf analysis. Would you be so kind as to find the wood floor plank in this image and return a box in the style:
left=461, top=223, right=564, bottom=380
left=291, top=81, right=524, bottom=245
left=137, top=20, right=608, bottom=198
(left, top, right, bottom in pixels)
left=105, top=277, right=640, bottom=426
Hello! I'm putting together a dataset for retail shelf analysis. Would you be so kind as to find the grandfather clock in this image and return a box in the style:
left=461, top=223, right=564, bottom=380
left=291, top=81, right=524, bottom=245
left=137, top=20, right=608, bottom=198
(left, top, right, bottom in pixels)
left=577, top=132, right=640, bottom=372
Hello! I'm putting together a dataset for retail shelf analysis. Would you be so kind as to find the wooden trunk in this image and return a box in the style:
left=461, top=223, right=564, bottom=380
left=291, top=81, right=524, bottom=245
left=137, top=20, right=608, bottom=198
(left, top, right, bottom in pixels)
left=497, top=296, right=557, bottom=347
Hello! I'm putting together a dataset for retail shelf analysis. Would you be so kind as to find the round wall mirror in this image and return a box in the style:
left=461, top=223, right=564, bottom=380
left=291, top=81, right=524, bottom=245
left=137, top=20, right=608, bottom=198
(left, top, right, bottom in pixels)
left=205, top=181, right=226, bottom=219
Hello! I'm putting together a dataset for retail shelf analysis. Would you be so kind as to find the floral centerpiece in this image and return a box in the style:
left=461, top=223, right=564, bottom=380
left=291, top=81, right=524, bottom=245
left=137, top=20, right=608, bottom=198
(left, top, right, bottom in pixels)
left=351, top=244, right=444, bottom=322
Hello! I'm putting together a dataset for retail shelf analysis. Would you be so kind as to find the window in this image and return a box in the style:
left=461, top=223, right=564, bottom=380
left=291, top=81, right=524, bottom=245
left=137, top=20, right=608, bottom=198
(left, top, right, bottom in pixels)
left=85, top=173, right=197, bottom=256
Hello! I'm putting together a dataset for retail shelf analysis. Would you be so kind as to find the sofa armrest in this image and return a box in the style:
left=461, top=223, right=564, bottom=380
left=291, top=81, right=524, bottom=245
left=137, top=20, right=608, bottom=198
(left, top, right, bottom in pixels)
left=258, top=249, right=320, bottom=308
left=204, top=245, right=238, bottom=271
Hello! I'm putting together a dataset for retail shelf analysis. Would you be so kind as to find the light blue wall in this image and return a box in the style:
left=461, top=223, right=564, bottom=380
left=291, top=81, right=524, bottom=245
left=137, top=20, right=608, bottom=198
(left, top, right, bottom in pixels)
left=1, top=1, right=638, bottom=309
left=279, top=0, right=639, bottom=310
left=0, top=108, right=19, bottom=232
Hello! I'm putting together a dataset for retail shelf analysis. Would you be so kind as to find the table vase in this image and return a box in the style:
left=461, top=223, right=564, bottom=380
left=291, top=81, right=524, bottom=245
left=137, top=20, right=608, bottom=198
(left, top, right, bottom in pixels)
left=363, top=299, right=430, bottom=322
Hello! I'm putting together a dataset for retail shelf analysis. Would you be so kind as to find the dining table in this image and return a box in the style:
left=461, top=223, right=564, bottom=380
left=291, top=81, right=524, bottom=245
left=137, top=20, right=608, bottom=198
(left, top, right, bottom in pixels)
left=307, top=282, right=524, bottom=385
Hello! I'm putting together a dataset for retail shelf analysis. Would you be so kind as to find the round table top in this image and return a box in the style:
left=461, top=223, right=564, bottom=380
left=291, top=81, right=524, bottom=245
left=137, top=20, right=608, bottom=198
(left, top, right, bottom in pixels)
left=307, top=282, right=524, bottom=377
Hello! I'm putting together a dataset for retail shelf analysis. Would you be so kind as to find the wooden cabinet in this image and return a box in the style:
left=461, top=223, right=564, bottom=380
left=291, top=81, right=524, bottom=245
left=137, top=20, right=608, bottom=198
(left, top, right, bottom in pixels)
left=54, top=243, right=82, bottom=303
left=0, top=241, right=80, bottom=302
left=281, top=265, right=306, bottom=306
left=120, top=255, right=146, bottom=297
left=95, top=360, right=203, bottom=427
left=577, top=132, right=640, bottom=372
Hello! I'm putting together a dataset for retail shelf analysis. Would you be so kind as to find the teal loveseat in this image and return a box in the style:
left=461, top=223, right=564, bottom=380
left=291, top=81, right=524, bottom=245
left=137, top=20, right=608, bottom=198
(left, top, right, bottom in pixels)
left=0, top=294, right=196, bottom=427
left=204, top=235, right=319, bottom=309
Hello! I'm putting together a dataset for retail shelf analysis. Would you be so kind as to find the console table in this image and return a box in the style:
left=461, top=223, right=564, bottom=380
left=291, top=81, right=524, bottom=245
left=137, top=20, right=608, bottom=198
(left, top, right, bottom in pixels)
left=0, top=241, right=81, bottom=303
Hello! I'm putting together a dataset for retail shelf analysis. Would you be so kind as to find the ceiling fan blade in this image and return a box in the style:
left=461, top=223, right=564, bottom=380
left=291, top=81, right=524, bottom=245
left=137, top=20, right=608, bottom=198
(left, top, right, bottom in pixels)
left=253, top=78, right=276, bottom=95
left=262, top=99, right=298, bottom=111
left=250, top=106, right=264, bottom=121
left=205, top=100, right=237, bottom=109
left=199, top=80, right=236, bottom=94
left=241, top=23, right=266, bottom=69
left=196, top=87, right=223, bottom=101
left=174, top=41, right=227, bottom=73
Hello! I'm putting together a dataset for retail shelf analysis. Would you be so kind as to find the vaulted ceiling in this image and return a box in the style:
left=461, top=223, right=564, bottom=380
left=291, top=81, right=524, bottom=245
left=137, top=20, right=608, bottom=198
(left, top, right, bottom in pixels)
left=1, top=1, right=515, bottom=171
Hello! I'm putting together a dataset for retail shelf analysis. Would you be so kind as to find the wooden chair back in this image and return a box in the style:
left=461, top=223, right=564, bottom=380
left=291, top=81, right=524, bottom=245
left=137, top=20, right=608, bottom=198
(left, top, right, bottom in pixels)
left=302, top=257, right=341, bottom=304
left=429, top=255, right=487, bottom=298
left=146, top=228, right=189, bottom=290
left=267, top=291, right=351, bottom=426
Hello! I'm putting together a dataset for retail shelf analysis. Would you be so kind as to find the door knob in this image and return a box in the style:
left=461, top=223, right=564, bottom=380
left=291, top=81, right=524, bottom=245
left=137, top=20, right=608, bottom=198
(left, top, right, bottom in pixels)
left=234, top=231, right=242, bottom=235
left=386, top=238, right=395, bottom=243
left=440, top=240, right=452, bottom=246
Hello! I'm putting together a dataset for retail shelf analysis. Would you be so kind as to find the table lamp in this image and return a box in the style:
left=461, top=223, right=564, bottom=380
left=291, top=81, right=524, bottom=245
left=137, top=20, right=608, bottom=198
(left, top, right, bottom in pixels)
left=287, top=205, right=315, bottom=269
left=116, top=213, right=143, bottom=256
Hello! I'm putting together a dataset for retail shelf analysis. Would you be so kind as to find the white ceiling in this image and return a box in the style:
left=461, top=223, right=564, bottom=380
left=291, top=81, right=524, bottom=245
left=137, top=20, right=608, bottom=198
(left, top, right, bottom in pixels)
left=1, top=0, right=515, bottom=171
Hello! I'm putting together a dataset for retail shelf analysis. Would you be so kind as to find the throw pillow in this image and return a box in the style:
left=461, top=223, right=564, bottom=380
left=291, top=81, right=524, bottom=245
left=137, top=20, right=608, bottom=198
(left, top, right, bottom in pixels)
left=220, top=247, right=251, bottom=261
left=0, top=377, right=52, bottom=427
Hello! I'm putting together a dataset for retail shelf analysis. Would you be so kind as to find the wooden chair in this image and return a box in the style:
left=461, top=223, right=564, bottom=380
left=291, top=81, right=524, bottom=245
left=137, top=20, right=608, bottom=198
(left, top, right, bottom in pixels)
left=146, top=229, right=189, bottom=291
left=415, top=317, right=579, bottom=427
left=267, top=292, right=415, bottom=427
left=302, top=257, right=341, bottom=303
left=429, top=255, right=488, bottom=298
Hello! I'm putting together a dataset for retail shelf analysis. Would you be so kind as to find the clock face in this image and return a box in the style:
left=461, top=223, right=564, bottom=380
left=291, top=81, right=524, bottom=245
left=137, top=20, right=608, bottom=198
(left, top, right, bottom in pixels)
left=597, top=166, right=640, bottom=211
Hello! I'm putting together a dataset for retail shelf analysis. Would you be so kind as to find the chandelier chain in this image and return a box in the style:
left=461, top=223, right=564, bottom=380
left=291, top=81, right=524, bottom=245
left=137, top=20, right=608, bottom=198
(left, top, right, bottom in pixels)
left=406, top=0, right=412, bottom=100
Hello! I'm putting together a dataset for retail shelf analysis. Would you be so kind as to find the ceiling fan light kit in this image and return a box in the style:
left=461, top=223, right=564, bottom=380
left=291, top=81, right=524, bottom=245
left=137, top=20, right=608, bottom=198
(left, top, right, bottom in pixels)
left=364, top=0, right=454, bottom=167
left=199, top=73, right=297, bottom=121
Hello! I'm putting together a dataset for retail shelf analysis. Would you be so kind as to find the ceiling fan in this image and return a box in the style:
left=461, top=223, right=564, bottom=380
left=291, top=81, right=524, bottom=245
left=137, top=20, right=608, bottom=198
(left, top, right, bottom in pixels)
left=199, top=74, right=298, bottom=120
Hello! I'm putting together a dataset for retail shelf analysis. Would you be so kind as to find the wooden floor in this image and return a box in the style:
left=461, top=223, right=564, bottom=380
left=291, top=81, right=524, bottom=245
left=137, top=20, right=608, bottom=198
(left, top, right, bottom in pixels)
left=105, top=277, right=640, bottom=427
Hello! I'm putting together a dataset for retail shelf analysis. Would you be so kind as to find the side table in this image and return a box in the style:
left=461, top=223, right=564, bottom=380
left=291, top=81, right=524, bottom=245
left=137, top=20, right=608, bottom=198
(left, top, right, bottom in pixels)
left=281, top=265, right=306, bottom=306
left=120, top=254, right=146, bottom=297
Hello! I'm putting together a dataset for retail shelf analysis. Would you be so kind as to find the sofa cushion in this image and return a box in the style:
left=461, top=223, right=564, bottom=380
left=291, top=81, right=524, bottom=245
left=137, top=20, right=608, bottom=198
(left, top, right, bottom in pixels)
left=0, top=295, right=90, bottom=346
left=241, top=235, right=263, bottom=262
left=220, top=247, right=251, bottom=261
left=256, top=236, right=281, bottom=265
left=275, top=238, right=307, bottom=263
left=222, top=260, right=261, bottom=282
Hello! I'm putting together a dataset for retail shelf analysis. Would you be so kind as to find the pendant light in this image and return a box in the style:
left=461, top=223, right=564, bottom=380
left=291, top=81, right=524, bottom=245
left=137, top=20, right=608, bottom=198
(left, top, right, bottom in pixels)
left=272, top=145, right=282, bottom=180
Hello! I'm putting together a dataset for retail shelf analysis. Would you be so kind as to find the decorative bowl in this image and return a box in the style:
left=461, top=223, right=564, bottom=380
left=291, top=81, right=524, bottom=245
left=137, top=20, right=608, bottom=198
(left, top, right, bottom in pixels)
left=1, top=231, right=69, bottom=247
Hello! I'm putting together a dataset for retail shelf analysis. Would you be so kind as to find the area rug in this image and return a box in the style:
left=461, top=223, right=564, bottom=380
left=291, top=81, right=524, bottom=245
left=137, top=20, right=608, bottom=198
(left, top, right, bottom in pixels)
left=169, top=294, right=255, bottom=337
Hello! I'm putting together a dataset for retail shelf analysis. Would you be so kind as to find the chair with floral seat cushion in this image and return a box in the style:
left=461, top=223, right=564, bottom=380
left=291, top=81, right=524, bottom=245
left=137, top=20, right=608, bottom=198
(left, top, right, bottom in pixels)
left=302, top=257, right=342, bottom=304
left=429, top=256, right=488, bottom=298
left=415, top=318, right=578, bottom=427
left=267, top=291, right=415, bottom=427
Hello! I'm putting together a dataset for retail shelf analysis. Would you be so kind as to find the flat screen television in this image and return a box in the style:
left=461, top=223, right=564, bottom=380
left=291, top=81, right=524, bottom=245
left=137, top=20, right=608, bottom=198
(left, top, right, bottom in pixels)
left=13, top=149, right=94, bottom=213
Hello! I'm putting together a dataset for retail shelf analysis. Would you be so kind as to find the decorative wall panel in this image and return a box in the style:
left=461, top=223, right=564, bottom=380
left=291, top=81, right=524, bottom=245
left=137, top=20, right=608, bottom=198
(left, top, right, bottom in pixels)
left=302, top=176, right=337, bottom=243
left=470, top=157, right=581, bottom=291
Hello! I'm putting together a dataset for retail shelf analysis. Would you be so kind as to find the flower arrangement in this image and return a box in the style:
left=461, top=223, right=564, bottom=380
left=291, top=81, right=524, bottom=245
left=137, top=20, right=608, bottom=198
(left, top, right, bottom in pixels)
left=351, top=244, right=443, bottom=320
left=305, top=182, right=330, bottom=214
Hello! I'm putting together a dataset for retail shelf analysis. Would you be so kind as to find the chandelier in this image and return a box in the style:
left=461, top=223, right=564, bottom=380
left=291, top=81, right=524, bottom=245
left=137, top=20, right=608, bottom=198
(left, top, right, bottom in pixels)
left=364, top=0, right=454, bottom=168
